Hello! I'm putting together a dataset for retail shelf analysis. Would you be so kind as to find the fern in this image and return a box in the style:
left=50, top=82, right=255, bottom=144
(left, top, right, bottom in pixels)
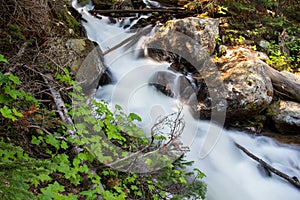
left=0, top=141, right=51, bottom=200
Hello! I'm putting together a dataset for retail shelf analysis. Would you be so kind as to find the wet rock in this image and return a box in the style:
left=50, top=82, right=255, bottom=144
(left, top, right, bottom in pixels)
left=149, top=71, right=195, bottom=103
left=149, top=71, right=176, bottom=97
left=270, top=100, right=300, bottom=135
left=146, top=17, right=219, bottom=66
left=98, top=68, right=113, bottom=88
left=177, top=75, right=195, bottom=102
left=131, top=0, right=146, bottom=9
left=75, top=46, right=111, bottom=95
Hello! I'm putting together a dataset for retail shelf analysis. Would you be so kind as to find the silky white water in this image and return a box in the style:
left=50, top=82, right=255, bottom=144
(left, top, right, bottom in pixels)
left=74, top=2, right=300, bottom=199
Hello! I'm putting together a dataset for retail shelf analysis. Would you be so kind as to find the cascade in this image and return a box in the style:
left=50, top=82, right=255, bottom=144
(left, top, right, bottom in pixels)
left=73, top=1, right=300, bottom=199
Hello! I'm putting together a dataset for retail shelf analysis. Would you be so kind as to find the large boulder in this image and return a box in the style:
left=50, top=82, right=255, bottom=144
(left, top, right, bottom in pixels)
left=75, top=46, right=112, bottom=95
left=65, top=38, right=94, bottom=72
left=191, top=47, right=273, bottom=120
left=146, top=17, right=219, bottom=66
left=221, top=60, right=273, bottom=119
left=269, top=100, right=300, bottom=135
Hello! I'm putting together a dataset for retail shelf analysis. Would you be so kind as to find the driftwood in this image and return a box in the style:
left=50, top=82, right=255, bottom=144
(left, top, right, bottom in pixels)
left=235, top=142, right=300, bottom=190
left=89, top=8, right=196, bottom=17
left=103, top=26, right=152, bottom=55
left=43, top=74, right=76, bottom=136
left=265, top=64, right=300, bottom=103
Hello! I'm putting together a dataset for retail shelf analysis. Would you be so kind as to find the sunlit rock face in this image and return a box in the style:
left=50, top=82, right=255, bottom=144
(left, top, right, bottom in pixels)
left=146, top=18, right=274, bottom=120
left=196, top=47, right=273, bottom=120
left=146, top=17, right=219, bottom=66
left=188, top=59, right=273, bottom=121
left=270, top=100, right=300, bottom=135
left=220, top=60, right=273, bottom=119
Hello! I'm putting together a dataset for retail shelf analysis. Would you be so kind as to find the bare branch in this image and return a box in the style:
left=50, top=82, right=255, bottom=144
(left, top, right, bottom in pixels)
left=235, top=142, right=300, bottom=190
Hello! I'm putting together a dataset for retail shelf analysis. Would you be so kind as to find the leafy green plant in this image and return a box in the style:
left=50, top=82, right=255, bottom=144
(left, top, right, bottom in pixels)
left=0, top=55, right=37, bottom=121
left=0, top=53, right=207, bottom=199
left=0, top=54, right=7, bottom=63
left=265, top=40, right=288, bottom=71
left=0, top=141, right=52, bottom=200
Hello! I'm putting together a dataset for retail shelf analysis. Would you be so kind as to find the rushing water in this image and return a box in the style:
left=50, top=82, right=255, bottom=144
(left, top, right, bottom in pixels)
left=73, top=2, right=300, bottom=199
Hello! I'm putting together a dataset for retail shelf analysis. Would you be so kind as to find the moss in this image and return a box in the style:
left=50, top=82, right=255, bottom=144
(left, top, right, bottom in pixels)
left=65, top=12, right=81, bottom=34
left=55, top=5, right=81, bottom=35
left=78, top=0, right=89, bottom=5
left=8, top=24, right=26, bottom=41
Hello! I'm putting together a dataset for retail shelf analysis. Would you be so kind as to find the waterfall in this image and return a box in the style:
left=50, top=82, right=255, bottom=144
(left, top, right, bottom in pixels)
left=73, top=2, right=300, bottom=199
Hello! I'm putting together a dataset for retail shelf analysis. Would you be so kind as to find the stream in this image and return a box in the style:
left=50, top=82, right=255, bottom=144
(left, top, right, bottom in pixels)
left=73, top=1, right=300, bottom=199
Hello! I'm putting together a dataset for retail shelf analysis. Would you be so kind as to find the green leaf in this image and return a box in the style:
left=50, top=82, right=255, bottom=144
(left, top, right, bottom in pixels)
left=148, top=184, right=155, bottom=190
left=31, top=136, right=42, bottom=145
left=0, top=94, right=10, bottom=104
left=130, top=185, right=139, bottom=191
left=80, top=190, right=96, bottom=199
left=38, top=174, right=52, bottom=182
left=61, top=140, right=69, bottom=150
left=179, top=177, right=187, bottom=184
left=93, top=123, right=102, bottom=132
left=45, top=135, right=60, bottom=150
left=194, top=168, right=206, bottom=179
left=0, top=105, right=16, bottom=121
left=40, top=181, right=65, bottom=198
left=8, top=74, right=21, bottom=84
left=73, top=157, right=80, bottom=167
left=135, top=191, right=142, bottom=197
left=13, top=108, right=23, bottom=117
left=128, top=113, right=142, bottom=122
left=115, top=104, right=122, bottom=110
left=0, top=54, right=7, bottom=63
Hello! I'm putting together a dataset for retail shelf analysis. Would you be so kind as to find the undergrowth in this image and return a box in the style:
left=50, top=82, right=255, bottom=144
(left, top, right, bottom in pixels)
left=0, top=54, right=207, bottom=199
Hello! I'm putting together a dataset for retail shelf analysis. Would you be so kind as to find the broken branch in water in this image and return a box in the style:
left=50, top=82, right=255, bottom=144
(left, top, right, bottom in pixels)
left=235, top=142, right=300, bottom=190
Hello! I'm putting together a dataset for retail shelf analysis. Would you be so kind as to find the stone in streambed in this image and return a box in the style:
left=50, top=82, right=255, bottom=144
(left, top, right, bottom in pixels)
left=149, top=71, right=195, bottom=103
left=269, top=100, right=300, bottom=135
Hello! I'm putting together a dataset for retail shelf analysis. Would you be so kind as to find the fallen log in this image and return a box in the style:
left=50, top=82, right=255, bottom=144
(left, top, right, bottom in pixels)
left=102, top=26, right=152, bottom=55
left=265, top=64, right=300, bottom=103
left=89, top=8, right=196, bottom=17
left=43, top=74, right=76, bottom=136
left=235, top=142, right=300, bottom=190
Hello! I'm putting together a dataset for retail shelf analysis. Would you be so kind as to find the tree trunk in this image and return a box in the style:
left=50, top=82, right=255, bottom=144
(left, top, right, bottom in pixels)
left=265, top=64, right=300, bottom=103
